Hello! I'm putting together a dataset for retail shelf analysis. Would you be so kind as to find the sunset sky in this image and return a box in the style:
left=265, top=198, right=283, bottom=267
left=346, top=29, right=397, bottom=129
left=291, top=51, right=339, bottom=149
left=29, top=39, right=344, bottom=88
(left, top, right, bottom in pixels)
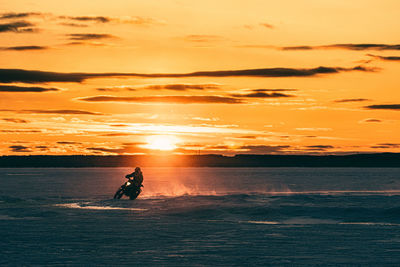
left=1, top=0, right=400, bottom=155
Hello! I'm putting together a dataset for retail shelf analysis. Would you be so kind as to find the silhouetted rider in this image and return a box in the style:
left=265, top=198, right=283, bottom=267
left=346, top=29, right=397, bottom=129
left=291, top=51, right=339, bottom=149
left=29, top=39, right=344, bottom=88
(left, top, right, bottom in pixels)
left=125, top=167, right=143, bottom=187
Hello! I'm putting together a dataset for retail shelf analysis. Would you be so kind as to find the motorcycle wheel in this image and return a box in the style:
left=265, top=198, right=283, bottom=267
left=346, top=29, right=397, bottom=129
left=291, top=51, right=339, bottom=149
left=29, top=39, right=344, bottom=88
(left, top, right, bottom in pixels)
left=129, top=189, right=141, bottom=200
left=113, top=188, right=124, bottom=199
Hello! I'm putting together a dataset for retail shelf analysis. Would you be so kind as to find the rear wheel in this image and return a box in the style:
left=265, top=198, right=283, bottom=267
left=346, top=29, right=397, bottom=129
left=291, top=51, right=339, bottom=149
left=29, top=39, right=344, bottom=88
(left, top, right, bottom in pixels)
left=129, top=189, right=141, bottom=200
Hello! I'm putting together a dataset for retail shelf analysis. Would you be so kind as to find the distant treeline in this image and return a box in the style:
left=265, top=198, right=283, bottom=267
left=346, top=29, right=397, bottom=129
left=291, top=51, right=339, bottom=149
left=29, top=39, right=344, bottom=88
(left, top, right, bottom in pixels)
left=1, top=153, right=400, bottom=167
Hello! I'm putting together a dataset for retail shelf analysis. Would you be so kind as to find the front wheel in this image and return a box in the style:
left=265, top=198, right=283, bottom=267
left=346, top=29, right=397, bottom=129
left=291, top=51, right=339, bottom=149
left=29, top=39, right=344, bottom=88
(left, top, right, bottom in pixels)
left=113, top=188, right=124, bottom=199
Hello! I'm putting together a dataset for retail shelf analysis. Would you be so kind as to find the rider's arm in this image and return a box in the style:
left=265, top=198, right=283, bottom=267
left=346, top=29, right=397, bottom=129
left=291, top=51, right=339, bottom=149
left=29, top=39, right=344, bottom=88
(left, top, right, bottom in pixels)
left=125, top=173, right=134, bottom=179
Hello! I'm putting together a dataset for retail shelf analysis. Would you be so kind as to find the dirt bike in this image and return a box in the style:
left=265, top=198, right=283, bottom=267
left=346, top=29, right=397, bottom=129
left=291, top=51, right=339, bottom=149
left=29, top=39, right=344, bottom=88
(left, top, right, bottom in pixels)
left=113, top=179, right=143, bottom=200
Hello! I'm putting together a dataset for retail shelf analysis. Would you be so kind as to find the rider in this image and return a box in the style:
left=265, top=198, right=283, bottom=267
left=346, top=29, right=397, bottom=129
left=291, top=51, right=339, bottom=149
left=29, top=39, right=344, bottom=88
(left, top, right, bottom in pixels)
left=125, top=167, right=143, bottom=187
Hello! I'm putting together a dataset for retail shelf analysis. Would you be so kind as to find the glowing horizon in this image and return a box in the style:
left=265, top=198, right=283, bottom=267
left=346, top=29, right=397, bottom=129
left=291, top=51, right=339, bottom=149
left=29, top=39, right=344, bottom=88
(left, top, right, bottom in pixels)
left=1, top=0, right=400, bottom=155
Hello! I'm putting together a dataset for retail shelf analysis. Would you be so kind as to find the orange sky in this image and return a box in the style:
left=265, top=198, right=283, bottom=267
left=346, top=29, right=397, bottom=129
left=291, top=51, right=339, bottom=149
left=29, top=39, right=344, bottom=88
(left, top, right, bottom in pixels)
left=1, top=0, right=400, bottom=155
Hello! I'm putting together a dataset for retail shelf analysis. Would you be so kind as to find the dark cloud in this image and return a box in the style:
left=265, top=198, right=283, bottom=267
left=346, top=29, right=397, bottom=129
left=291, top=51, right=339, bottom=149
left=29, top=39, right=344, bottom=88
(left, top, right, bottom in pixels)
left=79, top=95, right=243, bottom=104
left=59, top=15, right=162, bottom=26
left=66, top=33, right=115, bottom=40
left=0, top=66, right=374, bottom=84
left=61, top=16, right=111, bottom=23
left=86, top=144, right=147, bottom=154
left=363, top=118, right=382, bottom=123
left=0, top=85, right=59, bottom=92
left=137, top=83, right=221, bottom=91
left=35, top=145, right=48, bottom=151
left=1, top=45, right=48, bottom=51
left=0, top=109, right=103, bottom=115
left=371, top=143, right=400, bottom=149
left=367, top=54, right=400, bottom=61
left=97, top=83, right=220, bottom=92
left=57, top=141, right=81, bottom=144
left=0, top=69, right=95, bottom=83
left=252, top=89, right=297, bottom=92
left=2, top=118, right=29, bottom=123
left=239, top=145, right=291, bottom=154
left=259, top=23, right=274, bottom=29
left=237, top=135, right=257, bottom=139
left=281, top=44, right=400, bottom=51
left=0, top=21, right=36, bottom=33
left=231, top=88, right=296, bottom=98
left=9, top=145, right=32, bottom=152
left=334, top=98, right=370, bottom=103
left=100, top=133, right=136, bottom=136
left=59, top=22, right=88, bottom=28
left=1, top=129, right=41, bottom=133
left=96, top=87, right=126, bottom=92
left=306, top=145, right=334, bottom=150
left=173, top=66, right=373, bottom=77
left=0, top=12, right=42, bottom=20
left=22, top=109, right=104, bottom=115
left=327, top=44, right=400, bottom=51
left=364, top=104, right=400, bottom=110
left=231, top=92, right=294, bottom=98
left=281, top=46, right=313, bottom=51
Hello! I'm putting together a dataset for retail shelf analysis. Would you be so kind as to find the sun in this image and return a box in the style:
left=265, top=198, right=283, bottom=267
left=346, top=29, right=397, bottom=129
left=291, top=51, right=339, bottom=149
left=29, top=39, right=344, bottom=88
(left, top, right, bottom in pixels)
left=144, top=135, right=178, bottom=151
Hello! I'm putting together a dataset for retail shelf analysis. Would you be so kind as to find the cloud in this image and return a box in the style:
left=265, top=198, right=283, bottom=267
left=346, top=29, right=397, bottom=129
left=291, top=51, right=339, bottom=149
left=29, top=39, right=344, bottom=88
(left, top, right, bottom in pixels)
left=364, top=104, right=400, bottom=110
left=66, top=33, right=115, bottom=40
left=1, top=45, right=48, bottom=51
left=362, top=118, right=382, bottom=123
left=2, top=118, right=29, bottom=123
left=0, top=21, right=36, bottom=33
left=119, top=16, right=165, bottom=26
left=236, top=135, right=257, bottom=139
left=86, top=144, right=147, bottom=154
left=0, top=12, right=42, bottom=20
left=238, top=145, right=291, bottom=154
left=99, top=132, right=136, bottom=136
left=0, top=85, right=59, bottom=92
left=96, top=87, right=126, bottom=92
left=60, top=16, right=111, bottom=23
left=334, top=98, right=370, bottom=103
left=367, top=54, right=400, bottom=61
left=64, top=41, right=109, bottom=47
left=259, top=23, right=274, bottom=29
left=183, top=35, right=225, bottom=42
left=59, top=15, right=163, bottom=26
left=281, top=44, right=400, bottom=51
left=79, top=95, right=243, bottom=104
left=231, top=89, right=294, bottom=98
left=252, top=89, right=297, bottom=92
left=371, top=143, right=400, bottom=149
left=0, top=69, right=92, bottom=83
left=97, top=83, right=221, bottom=92
left=1, top=129, right=41, bottom=133
left=0, top=109, right=103, bottom=115
left=0, top=66, right=374, bottom=84
left=9, top=145, right=32, bottom=152
left=280, top=46, right=313, bottom=51
left=57, top=141, right=81, bottom=144
left=59, top=22, right=88, bottom=28
left=295, top=128, right=332, bottom=131
left=305, top=145, right=334, bottom=151
left=176, top=66, right=373, bottom=77
left=6, top=109, right=104, bottom=115
left=135, top=83, right=221, bottom=91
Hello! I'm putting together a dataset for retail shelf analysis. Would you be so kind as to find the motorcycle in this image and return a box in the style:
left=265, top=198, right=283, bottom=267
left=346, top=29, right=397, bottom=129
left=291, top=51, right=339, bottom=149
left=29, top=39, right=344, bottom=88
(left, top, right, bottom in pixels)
left=113, top=179, right=143, bottom=200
